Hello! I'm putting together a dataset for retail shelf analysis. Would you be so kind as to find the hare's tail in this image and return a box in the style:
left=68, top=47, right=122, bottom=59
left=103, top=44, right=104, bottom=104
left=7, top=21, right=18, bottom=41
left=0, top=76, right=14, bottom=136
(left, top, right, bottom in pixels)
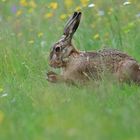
left=127, top=62, right=140, bottom=84
left=134, top=66, right=140, bottom=84
left=117, top=60, right=140, bottom=84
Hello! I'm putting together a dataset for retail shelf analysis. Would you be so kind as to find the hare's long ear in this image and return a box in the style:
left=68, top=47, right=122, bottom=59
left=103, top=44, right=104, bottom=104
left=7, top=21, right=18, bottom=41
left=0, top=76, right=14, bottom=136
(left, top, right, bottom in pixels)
left=63, top=12, right=82, bottom=39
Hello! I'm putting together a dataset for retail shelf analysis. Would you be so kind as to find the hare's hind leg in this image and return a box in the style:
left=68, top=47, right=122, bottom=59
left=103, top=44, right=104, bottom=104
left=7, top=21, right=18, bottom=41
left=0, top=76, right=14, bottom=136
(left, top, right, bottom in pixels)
left=116, top=60, right=140, bottom=84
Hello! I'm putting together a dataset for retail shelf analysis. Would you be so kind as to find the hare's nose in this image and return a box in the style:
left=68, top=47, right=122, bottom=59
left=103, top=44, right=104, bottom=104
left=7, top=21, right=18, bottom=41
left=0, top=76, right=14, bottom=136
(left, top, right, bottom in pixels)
left=49, top=60, right=55, bottom=67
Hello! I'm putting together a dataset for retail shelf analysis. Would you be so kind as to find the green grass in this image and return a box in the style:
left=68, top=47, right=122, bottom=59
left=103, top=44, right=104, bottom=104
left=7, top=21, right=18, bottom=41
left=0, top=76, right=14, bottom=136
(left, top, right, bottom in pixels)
left=0, top=0, right=140, bottom=140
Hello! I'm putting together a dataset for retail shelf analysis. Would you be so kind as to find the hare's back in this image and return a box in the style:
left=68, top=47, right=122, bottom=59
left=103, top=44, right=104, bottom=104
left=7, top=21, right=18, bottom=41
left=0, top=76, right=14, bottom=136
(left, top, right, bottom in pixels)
left=83, top=49, right=134, bottom=60
left=82, top=49, right=137, bottom=73
left=99, top=49, right=132, bottom=59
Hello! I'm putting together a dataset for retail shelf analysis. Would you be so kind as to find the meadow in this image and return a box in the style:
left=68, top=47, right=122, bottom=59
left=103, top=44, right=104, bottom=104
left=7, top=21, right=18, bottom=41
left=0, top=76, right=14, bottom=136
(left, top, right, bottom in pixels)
left=0, top=0, right=140, bottom=139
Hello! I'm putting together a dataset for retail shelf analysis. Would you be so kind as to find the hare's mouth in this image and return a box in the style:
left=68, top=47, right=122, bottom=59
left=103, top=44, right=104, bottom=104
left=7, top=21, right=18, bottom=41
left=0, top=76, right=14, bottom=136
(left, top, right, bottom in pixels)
left=49, top=61, right=64, bottom=68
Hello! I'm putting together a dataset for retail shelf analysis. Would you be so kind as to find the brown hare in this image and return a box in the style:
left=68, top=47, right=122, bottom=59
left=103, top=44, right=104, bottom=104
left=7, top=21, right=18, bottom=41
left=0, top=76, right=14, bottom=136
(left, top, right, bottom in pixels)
left=47, top=12, right=140, bottom=85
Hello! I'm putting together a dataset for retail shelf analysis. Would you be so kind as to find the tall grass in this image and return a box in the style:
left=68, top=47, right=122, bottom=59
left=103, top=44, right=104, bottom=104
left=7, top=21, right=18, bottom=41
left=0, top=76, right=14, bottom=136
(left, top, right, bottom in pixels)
left=0, top=0, right=140, bottom=140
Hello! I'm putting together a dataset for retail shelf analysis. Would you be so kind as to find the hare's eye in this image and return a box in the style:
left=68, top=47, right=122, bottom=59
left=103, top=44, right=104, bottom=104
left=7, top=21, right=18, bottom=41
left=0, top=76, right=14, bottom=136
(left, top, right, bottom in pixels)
left=55, top=46, right=61, bottom=52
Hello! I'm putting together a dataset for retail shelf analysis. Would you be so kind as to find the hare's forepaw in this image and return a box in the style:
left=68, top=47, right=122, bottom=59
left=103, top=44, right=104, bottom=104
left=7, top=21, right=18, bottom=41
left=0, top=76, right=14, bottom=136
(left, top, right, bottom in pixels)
left=46, top=71, right=58, bottom=83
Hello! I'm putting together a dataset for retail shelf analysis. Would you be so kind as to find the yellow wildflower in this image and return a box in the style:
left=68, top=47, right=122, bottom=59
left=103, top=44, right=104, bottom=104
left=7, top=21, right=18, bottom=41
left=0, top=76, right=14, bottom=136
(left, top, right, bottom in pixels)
left=44, top=13, right=53, bottom=19
left=20, top=0, right=28, bottom=7
left=123, top=22, right=135, bottom=34
left=16, top=10, right=23, bottom=17
left=75, top=6, right=82, bottom=11
left=64, top=0, right=73, bottom=8
left=80, top=0, right=89, bottom=7
left=0, top=111, right=4, bottom=124
left=93, top=34, right=100, bottom=40
left=38, top=32, right=44, bottom=37
left=49, top=2, right=58, bottom=10
left=60, top=14, right=67, bottom=20
left=108, top=8, right=113, bottom=15
left=104, top=32, right=109, bottom=39
left=28, top=40, right=34, bottom=44
left=0, top=88, right=3, bottom=92
left=28, top=0, right=37, bottom=9
left=28, top=8, right=34, bottom=13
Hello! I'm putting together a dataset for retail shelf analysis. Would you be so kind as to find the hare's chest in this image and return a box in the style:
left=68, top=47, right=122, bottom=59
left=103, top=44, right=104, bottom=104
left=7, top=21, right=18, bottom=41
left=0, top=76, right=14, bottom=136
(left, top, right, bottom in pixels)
left=63, top=57, right=98, bottom=81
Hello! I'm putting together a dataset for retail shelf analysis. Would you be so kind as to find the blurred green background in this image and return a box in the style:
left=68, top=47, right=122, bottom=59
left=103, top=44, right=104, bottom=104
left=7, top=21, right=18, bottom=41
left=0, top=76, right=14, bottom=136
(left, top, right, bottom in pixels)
left=0, top=0, right=140, bottom=140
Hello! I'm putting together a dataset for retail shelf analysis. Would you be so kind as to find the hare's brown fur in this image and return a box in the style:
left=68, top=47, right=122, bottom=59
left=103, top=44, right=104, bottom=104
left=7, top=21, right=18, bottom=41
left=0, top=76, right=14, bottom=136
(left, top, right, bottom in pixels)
left=47, top=12, right=140, bottom=85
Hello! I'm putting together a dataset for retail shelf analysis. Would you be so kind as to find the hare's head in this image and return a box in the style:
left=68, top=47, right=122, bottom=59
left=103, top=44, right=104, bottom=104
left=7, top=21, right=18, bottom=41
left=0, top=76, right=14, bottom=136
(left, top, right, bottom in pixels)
left=49, top=12, right=82, bottom=68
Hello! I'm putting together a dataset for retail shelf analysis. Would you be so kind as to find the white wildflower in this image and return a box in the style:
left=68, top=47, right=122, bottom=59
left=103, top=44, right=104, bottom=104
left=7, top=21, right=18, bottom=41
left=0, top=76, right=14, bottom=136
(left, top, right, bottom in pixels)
left=123, top=1, right=131, bottom=6
left=136, top=13, right=140, bottom=18
left=41, top=41, right=46, bottom=48
left=88, top=3, right=95, bottom=8
left=1, top=93, right=8, bottom=97
left=98, top=10, right=105, bottom=16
